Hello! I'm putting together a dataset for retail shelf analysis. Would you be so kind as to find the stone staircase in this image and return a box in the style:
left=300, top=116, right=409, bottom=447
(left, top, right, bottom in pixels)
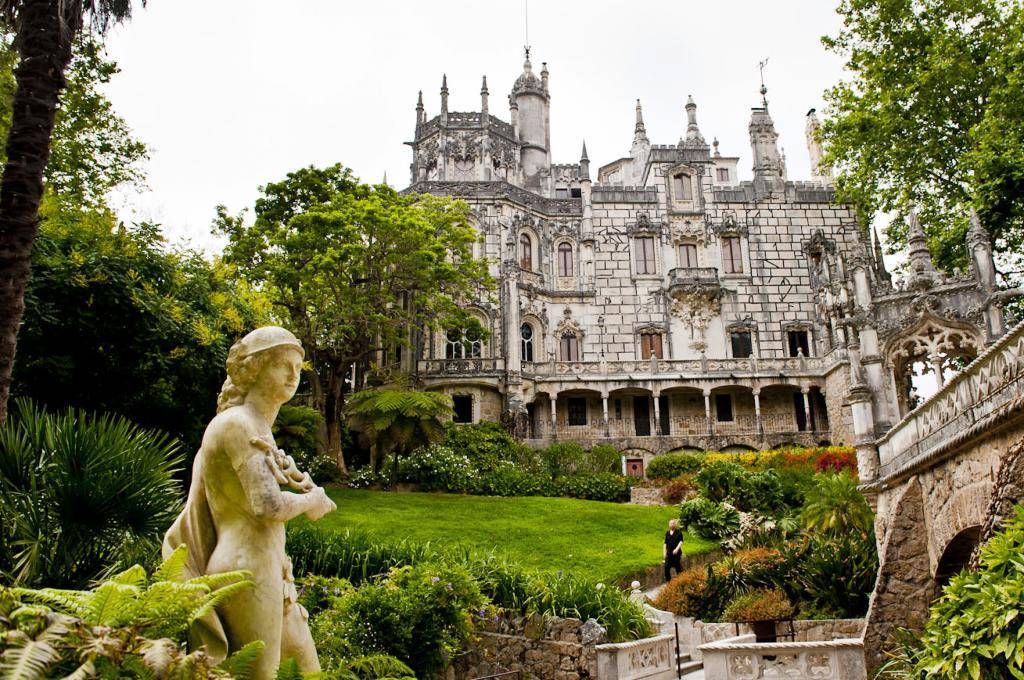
left=677, top=650, right=704, bottom=678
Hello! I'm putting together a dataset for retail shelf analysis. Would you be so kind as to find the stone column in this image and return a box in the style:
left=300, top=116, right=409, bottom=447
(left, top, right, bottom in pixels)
left=550, top=395, right=558, bottom=439
left=801, top=387, right=812, bottom=432
left=753, top=389, right=763, bottom=437
left=601, top=393, right=610, bottom=438
left=652, top=391, right=662, bottom=436
left=704, top=390, right=714, bottom=437
left=930, top=355, right=945, bottom=388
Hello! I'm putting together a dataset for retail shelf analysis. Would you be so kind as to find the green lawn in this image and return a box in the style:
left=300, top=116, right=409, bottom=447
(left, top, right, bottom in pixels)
left=318, top=488, right=716, bottom=584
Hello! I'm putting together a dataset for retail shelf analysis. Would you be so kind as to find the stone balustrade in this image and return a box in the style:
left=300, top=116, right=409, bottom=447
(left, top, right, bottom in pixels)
left=521, top=354, right=829, bottom=379
left=595, top=634, right=677, bottom=680
left=699, top=635, right=866, bottom=680
left=874, top=319, right=1024, bottom=483
left=417, top=357, right=506, bottom=375
left=528, top=413, right=824, bottom=440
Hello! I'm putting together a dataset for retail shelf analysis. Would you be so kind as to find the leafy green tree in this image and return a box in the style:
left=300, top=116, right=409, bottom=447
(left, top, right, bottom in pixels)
left=0, top=0, right=143, bottom=423
left=345, top=388, right=452, bottom=483
left=13, top=198, right=270, bottom=448
left=800, top=472, right=874, bottom=538
left=0, top=400, right=184, bottom=588
left=820, top=0, right=1024, bottom=275
left=216, top=165, right=493, bottom=468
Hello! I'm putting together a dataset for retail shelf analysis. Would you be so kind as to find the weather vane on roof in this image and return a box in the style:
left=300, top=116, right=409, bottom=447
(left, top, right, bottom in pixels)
left=758, top=57, right=770, bottom=107
left=524, top=0, right=531, bottom=61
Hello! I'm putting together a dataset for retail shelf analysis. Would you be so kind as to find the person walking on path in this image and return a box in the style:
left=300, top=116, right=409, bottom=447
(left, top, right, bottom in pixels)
left=663, top=518, right=684, bottom=582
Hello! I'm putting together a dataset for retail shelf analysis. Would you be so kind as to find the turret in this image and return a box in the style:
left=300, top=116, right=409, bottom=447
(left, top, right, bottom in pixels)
left=415, top=90, right=425, bottom=129
left=681, top=95, right=706, bottom=147
left=749, top=95, right=783, bottom=184
left=805, top=108, right=831, bottom=182
left=579, top=140, right=590, bottom=181
left=630, top=99, right=650, bottom=184
left=480, top=76, right=489, bottom=117
left=440, top=74, right=449, bottom=124
left=511, top=51, right=551, bottom=189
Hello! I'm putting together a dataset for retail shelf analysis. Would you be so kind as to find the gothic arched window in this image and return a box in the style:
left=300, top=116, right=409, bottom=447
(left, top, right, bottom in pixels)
left=445, top=328, right=483, bottom=359
left=519, top=234, right=532, bottom=270
left=521, top=323, right=534, bottom=362
left=557, top=243, right=574, bottom=277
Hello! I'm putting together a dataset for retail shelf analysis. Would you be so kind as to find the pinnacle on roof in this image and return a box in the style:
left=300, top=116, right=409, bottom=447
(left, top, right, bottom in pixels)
left=633, top=99, right=648, bottom=145
left=681, top=94, right=706, bottom=147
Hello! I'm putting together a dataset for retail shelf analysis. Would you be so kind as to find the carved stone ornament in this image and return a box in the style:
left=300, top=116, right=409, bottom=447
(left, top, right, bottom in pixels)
left=554, top=307, right=584, bottom=338
left=709, top=210, right=749, bottom=237
left=672, top=219, right=708, bottom=245
left=627, top=211, right=662, bottom=236
left=446, top=132, right=481, bottom=163
left=163, top=327, right=336, bottom=678
left=670, top=285, right=722, bottom=333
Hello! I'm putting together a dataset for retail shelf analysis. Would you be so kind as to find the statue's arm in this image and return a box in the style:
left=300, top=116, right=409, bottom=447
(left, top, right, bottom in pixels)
left=218, top=419, right=329, bottom=522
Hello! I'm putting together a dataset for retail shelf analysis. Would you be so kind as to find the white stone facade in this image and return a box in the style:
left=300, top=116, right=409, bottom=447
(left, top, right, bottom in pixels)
left=403, top=53, right=1011, bottom=464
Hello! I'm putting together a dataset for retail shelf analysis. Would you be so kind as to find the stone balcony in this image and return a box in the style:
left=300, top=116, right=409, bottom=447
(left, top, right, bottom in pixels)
left=521, top=355, right=830, bottom=380
left=417, top=357, right=506, bottom=376
left=668, top=266, right=720, bottom=288
left=528, top=412, right=825, bottom=441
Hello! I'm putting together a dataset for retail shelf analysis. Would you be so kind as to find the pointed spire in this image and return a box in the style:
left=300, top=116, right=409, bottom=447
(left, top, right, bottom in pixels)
left=681, top=95, right=706, bottom=147
left=805, top=108, right=831, bottom=181
left=872, top=226, right=891, bottom=285
left=634, top=99, right=647, bottom=137
left=750, top=95, right=782, bottom=182
left=906, top=209, right=938, bottom=286
left=540, top=61, right=549, bottom=91
left=579, top=141, right=590, bottom=181
left=415, top=90, right=425, bottom=128
left=480, top=75, right=489, bottom=116
left=382, top=171, right=388, bottom=186
left=440, top=74, right=449, bottom=115
left=967, top=208, right=991, bottom=249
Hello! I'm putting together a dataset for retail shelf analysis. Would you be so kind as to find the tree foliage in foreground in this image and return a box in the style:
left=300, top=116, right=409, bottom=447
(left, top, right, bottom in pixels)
left=820, top=0, right=1024, bottom=276
left=13, top=198, right=269, bottom=448
left=216, top=165, right=493, bottom=467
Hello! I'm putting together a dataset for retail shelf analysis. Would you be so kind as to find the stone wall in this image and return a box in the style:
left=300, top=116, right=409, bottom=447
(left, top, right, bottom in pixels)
left=448, top=613, right=607, bottom=680
left=629, top=486, right=666, bottom=506
left=688, top=619, right=864, bottom=662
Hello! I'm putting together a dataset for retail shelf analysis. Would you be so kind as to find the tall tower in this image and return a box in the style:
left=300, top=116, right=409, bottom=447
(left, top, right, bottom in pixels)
left=749, top=87, right=783, bottom=187
left=511, top=51, right=551, bottom=189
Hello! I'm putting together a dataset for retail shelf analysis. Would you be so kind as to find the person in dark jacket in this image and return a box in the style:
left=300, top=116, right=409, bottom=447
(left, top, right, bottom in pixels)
left=663, top=518, right=684, bottom=582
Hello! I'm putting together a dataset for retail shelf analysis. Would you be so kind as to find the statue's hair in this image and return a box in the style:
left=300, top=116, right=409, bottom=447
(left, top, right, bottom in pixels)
left=216, top=345, right=278, bottom=413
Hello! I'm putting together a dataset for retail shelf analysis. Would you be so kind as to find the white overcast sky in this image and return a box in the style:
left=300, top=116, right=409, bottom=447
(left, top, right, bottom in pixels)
left=102, top=0, right=850, bottom=251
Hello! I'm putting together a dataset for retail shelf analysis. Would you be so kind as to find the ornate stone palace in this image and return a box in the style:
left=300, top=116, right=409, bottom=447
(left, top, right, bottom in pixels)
left=402, top=52, right=1016, bottom=473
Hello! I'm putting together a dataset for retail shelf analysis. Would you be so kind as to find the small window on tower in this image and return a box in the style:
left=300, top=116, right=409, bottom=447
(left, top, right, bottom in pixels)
left=678, top=243, right=698, bottom=268
left=639, top=332, right=664, bottom=359
left=787, top=330, right=811, bottom=357
left=570, top=187, right=582, bottom=198
left=672, top=173, right=692, bottom=201
left=716, top=168, right=730, bottom=182
left=555, top=187, right=569, bottom=198
left=722, top=236, right=743, bottom=274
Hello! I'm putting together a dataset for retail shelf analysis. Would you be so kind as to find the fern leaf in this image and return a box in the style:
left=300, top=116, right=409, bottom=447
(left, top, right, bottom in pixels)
left=345, top=654, right=416, bottom=679
left=154, top=545, right=190, bottom=583
left=274, top=657, right=302, bottom=680
left=188, top=579, right=253, bottom=623
left=188, top=569, right=251, bottom=591
left=216, top=640, right=265, bottom=680
left=11, top=589, right=90, bottom=617
left=0, top=618, right=68, bottom=680
left=110, top=564, right=148, bottom=587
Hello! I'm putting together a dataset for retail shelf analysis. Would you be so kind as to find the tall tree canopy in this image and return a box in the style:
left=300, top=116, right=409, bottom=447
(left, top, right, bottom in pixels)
left=0, top=0, right=142, bottom=421
left=820, top=0, right=1024, bottom=276
left=215, top=165, right=493, bottom=469
left=14, top=197, right=270, bottom=448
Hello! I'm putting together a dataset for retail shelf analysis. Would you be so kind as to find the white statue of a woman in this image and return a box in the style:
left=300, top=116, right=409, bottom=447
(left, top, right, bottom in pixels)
left=163, top=326, right=337, bottom=678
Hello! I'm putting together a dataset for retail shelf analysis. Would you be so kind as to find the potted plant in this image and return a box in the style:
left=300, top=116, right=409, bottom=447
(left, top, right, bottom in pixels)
left=722, top=589, right=795, bottom=642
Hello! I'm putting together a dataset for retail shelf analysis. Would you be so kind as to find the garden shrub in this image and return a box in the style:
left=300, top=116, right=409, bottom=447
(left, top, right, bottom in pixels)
left=661, top=474, right=698, bottom=504
left=555, top=472, right=633, bottom=502
left=328, top=562, right=484, bottom=677
left=800, top=471, right=874, bottom=537
left=712, top=547, right=789, bottom=592
left=348, top=466, right=384, bottom=489
left=469, top=463, right=555, bottom=497
left=813, top=447, right=857, bottom=474
left=647, top=451, right=704, bottom=480
left=786, top=531, right=878, bottom=618
left=584, top=443, right=623, bottom=474
left=679, top=497, right=741, bottom=540
left=732, top=469, right=786, bottom=513
left=539, top=441, right=587, bottom=477
left=400, top=444, right=478, bottom=492
left=440, top=421, right=537, bottom=472
left=696, top=460, right=747, bottom=502
left=0, top=399, right=184, bottom=588
left=722, top=588, right=794, bottom=622
left=652, top=565, right=730, bottom=619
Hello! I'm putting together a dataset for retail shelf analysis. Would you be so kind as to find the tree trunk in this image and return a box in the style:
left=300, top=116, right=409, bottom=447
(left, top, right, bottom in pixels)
left=0, top=0, right=78, bottom=422
left=324, top=363, right=348, bottom=474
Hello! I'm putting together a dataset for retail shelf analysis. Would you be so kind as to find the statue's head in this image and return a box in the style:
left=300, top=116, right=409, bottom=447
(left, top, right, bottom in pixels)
left=217, top=327, right=305, bottom=413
